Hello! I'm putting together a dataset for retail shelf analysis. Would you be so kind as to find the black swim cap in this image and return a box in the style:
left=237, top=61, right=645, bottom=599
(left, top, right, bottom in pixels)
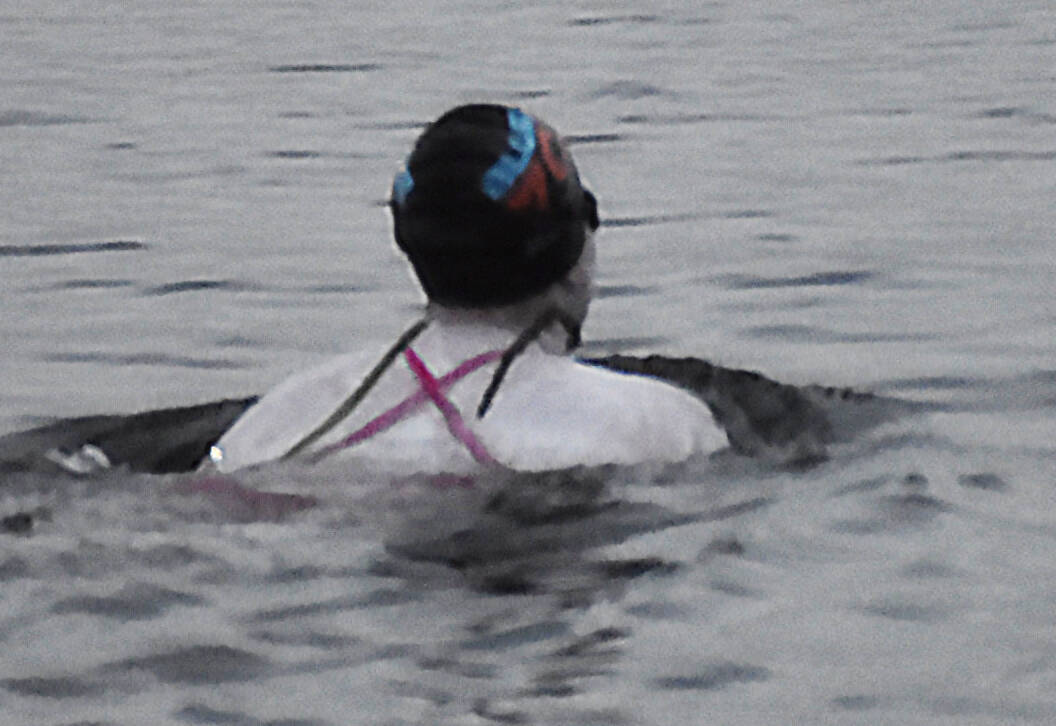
left=389, top=104, right=599, bottom=308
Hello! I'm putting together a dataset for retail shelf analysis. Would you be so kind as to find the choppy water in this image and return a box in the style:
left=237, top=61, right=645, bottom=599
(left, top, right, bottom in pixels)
left=2, top=1, right=1055, bottom=724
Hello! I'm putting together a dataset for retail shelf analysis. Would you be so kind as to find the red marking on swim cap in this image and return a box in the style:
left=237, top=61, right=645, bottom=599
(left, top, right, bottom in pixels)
left=504, top=124, right=573, bottom=213
left=538, top=126, right=569, bottom=181
left=505, top=158, right=548, bottom=212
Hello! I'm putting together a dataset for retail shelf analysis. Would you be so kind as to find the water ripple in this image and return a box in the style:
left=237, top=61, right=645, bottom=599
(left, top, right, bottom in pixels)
left=878, top=492, right=952, bottom=526
left=176, top=702, right=330, bottom=726
left=859, top=149, right=1056, bottom=165
left=265, top=149, right=371, bottom=160
left=883, top=375, right=979, bottom=391
left=0, top=109, right=91, bottom=126
left=352, top=119, right=426, bottom=131
left=250, top=630, right=361, bottom=649
left=267, top=150, right=323, bottom=159
left=957, top=472, right=1008, bottom=491
left=655, top=662, right=770, bottom=691
left=718, top=270, right=872, bottom=289
left=249, top=588, right=419, bottom=623
left=564, top=132, right=622, bottom=145
left=595, top=284, right=657, bottom=299
left=509, top=89, right=551, bottom=100
left=944, top=150, right=1056, bottom=162
left=2, top=675, right=104, bottom=698
left=41, top=352, right=247, bottom=370
left=142, top=279, right=259, bottom=296
left=831, top=695, right=881, bottom=711
left=743, top=325, right=934, bottom=344
left=724, top=208, right=774, bottom=219
left=44, top=278, right=135, bottom=290
left=569, top=14, right=660, bottom=27
left=862, top=598, right=946, bottom=623
left=619, top=112, right=781, bottom=125
left=105, top=644, right=273, bottom=685
left=578, top=336, right=670, bottom=353
left=301, top=283, right=369, bottom=294
left=601, top=212, right=703, bottom=228
left=51, top=582, right=205, bottom=621
left=589, top=81, right=670, bottom=100
left=131, top=543, right=218, bottom=570
left=0, top=555, right=30, bottom=579
left=268, top=63, right=381, bottom=73
left=461, top=621, right=571, bottom=651
left=0, top=240, right=145, bottom=257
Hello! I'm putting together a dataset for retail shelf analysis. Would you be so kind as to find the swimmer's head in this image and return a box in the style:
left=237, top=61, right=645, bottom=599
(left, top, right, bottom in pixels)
left=389, top=104, right=599, bottom=309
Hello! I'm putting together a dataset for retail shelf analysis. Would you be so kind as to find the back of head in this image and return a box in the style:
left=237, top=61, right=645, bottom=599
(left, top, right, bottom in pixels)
left=389, top=104, right=599, bottom=308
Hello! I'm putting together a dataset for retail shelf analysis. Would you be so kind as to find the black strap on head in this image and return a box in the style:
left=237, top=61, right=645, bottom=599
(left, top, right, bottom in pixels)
left=476, top=306, right=581, bottom=419
left=281, top=317, right=431, bottom=461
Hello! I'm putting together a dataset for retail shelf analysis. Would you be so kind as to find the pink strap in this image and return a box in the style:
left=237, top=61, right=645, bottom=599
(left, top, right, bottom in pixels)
left=312, top=348, right=503, bottom=461
left=403, top=348, right=499, bottom=466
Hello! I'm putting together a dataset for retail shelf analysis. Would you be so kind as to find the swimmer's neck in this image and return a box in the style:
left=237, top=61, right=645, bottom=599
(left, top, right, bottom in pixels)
left=424, top=233, right=595, bottom=352
left=427, top=289, right=588, bottom=355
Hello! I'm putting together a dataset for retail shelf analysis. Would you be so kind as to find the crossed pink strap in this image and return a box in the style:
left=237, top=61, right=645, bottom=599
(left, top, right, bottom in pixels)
left=311, top=347, right=503, bottom=464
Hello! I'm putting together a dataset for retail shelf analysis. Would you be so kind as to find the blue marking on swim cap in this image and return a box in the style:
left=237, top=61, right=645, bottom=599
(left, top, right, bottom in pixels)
left=481, top=108, right=537, bottom=201
left=392, top=169, right=414, bottom=205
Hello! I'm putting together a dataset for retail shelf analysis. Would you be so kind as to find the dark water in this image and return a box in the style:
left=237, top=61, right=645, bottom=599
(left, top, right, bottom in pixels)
left=2, top=1, right=1055, bottom=724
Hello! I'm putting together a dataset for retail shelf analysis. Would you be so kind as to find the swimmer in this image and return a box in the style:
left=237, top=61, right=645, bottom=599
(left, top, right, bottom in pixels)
left=208, top=104, right=725, bottom=476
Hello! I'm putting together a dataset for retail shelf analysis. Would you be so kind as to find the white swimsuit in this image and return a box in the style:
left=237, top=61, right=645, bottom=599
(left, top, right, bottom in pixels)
left=211, top=320, right=725, bottom=474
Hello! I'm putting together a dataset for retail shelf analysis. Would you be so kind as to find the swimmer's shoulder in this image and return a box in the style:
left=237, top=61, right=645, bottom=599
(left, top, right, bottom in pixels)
left=213, top=350, right=377, bottom=471
left=479, top=352, right=724, bottom=470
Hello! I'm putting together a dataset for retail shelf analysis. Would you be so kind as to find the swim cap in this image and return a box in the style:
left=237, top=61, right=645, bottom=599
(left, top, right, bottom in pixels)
left=389, top=104, right=599, bottom=308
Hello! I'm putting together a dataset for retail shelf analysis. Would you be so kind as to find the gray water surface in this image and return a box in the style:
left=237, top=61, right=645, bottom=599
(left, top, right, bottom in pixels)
left=2, top=1, right=1055, bottom=724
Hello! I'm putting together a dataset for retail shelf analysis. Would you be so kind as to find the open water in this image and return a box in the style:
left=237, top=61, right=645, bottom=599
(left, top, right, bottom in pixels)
left=1, top=1, right=1055, bottom=724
